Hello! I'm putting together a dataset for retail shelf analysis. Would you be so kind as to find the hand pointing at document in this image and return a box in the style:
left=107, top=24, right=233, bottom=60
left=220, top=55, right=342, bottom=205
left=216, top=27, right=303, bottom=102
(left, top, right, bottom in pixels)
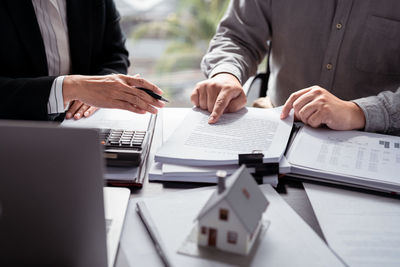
left=191, top=73, right=247, bottom=124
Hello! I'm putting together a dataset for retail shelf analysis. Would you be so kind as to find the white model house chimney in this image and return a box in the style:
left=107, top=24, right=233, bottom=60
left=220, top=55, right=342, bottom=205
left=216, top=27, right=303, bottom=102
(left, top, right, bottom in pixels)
left=216, top=170, right=227, bottom=194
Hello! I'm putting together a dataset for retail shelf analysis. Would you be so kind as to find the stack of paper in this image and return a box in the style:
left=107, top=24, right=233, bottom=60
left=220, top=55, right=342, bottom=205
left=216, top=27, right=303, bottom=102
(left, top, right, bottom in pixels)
left=149, top=107, right=294, bottom=184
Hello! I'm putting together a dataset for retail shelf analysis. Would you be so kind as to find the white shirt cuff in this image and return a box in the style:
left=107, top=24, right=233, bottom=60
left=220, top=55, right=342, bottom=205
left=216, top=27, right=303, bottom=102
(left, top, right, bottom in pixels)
left=47, top=76, right=67, bottom=114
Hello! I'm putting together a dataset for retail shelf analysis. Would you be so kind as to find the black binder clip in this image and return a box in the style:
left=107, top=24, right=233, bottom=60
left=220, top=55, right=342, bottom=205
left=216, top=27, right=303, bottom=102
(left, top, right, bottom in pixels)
left=238, top=152, right=279, bottom=184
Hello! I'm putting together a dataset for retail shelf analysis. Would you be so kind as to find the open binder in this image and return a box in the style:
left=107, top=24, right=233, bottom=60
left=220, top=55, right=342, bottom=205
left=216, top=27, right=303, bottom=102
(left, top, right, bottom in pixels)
left=282, top=124, right=400, bottom=194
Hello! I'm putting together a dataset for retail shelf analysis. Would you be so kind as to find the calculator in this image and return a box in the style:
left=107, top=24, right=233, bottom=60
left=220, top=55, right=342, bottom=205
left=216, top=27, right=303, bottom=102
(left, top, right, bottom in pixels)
left=98, top=128, right=149, bottom=167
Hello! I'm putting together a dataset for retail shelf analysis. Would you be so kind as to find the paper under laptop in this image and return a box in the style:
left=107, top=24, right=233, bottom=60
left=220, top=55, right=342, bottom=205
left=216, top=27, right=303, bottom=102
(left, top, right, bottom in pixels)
left=104, top=187, right=130, bottom=267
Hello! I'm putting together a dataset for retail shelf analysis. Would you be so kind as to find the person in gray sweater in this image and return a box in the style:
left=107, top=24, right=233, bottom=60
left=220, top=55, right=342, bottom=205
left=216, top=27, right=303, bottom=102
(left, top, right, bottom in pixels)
left=191, top=0, right=400, bottom=136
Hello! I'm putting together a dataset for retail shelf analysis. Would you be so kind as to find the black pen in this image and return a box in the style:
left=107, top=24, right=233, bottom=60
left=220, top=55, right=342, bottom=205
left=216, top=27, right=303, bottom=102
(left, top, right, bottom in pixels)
left=136, top=201, right=173, bottom=267
left=136, top=87, right=169, bottom=103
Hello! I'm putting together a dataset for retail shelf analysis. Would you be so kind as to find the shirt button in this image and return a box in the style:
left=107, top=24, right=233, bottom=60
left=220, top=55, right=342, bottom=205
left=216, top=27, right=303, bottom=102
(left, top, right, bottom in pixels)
left=326, top=63, right=333, bottom=70
left=336, top=23, right=343, bottom=29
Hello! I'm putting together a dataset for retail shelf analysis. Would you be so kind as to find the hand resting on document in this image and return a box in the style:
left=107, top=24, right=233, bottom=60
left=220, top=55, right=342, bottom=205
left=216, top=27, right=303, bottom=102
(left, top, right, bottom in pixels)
left=280, top=86, right=366, bottom=130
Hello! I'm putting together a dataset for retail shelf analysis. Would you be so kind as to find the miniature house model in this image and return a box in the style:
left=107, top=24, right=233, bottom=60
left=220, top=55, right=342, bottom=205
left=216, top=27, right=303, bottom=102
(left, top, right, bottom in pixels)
left=195, top=165, right=269, bottom=255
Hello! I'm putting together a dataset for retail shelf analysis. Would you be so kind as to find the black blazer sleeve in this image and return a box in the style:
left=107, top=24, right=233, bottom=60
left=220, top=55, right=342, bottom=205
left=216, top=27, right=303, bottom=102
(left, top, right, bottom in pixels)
left=0, top=77, right=57, bottom=121
left=0, top=0, right=130, bottom=121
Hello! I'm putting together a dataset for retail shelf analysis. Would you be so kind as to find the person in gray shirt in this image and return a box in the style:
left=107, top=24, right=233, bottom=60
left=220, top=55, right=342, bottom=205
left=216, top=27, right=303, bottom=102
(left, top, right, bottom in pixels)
left=191, top=0, right=400, bottom=135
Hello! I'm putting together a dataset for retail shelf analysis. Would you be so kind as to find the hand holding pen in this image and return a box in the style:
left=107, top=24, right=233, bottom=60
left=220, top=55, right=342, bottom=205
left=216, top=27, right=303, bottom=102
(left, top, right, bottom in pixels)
left=136, top=87, right=169, bottom=103
left=63, top=74, right=167, bottom=115
left=129, top=74, right=168, bottom=114
left=111, top=73, right=168, bottom=114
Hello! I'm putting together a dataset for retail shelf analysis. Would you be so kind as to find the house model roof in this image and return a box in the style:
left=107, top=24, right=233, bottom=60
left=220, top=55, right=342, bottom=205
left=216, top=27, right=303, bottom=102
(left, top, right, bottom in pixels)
left=196, top=165, right=269, bottom=234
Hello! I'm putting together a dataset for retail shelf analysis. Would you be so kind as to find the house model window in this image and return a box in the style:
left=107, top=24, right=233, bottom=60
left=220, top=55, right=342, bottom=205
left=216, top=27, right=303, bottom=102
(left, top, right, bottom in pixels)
left=227, top=231, right=238, bottom=244
left=201, top=226, right=207, bottom=235
left=219, top=209, right=228, bottom=221
left=242, top=188, right=250, bottom=199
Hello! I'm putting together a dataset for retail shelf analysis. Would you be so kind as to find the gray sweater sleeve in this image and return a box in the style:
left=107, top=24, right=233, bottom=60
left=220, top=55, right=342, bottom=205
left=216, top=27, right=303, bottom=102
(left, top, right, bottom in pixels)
left=353, top=88, right=400, bottom=136
left=201, top=0, right=272, bottom=84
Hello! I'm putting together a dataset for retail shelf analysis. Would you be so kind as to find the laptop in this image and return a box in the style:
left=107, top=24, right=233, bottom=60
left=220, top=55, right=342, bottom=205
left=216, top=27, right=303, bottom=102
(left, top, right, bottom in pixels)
left=0, top=120, right=130, bottom=267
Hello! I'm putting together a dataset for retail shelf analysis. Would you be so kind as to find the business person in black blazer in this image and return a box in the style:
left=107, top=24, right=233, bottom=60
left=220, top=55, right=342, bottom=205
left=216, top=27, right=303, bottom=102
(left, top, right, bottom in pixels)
left=0, top=0, right=164, bottom=121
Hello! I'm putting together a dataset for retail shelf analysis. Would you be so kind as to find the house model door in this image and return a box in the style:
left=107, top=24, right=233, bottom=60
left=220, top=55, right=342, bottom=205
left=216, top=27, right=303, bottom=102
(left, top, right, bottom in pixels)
left=208, top=228, right=217, bottom=247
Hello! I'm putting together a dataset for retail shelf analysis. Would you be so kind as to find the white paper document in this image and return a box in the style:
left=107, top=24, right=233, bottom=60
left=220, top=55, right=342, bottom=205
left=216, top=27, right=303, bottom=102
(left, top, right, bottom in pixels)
left=121, top=185, right=344, bottom=267
left=162, top=108, right=190, bottom=143
left=149, top=162, right=278, bottom=185
left=304, top=183, right=400, bottom=267
left=287, top=126, right=400, bottom=192
left=103, top=187, right=130, bottom=267
left=162, top=163, right=238, bottom=177
left=148, top=162, right=230, bottom=183
left=155, top=107, right=294, bottom=166
left=61, top=108, right=151, bottom=130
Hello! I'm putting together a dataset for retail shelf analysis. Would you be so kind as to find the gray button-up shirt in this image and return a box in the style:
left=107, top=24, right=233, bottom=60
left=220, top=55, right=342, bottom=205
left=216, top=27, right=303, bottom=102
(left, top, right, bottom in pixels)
left=202, top=0, right=400, bottom=135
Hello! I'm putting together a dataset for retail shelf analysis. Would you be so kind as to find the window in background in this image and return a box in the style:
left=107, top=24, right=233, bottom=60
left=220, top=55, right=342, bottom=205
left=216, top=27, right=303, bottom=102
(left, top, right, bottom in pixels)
left=115, top=0, right=230, bottom=107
